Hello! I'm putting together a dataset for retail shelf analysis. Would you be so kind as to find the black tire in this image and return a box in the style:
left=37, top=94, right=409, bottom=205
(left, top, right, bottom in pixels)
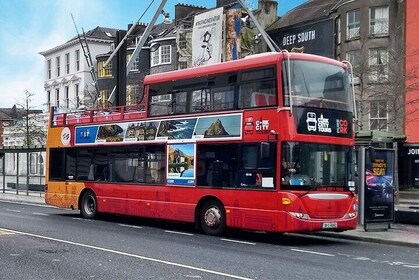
left=80, top=190, right=97, bottom=219
left=200, top=200, right=226, bottom=236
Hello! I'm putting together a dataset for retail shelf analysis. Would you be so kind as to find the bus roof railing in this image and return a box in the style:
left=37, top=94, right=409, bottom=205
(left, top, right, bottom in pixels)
left=50, top=104, right=146, bottom=127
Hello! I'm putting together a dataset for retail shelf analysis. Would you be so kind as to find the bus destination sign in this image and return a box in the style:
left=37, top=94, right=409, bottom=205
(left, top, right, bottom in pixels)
left=294, top=107, right=353, bottom=138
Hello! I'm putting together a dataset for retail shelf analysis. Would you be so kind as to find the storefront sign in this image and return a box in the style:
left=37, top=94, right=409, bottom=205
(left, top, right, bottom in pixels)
left=269, top=19, right=334, bottom=58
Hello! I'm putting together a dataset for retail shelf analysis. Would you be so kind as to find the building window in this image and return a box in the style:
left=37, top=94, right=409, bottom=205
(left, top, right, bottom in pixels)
left=56, top=56, right=61, bottom=77
left=369, top=101, right=388, bottom=131
left=370, top=6, right=389, bottom=36
left=65, top=86, right=69, bottom=108
left=75, top=50, right=80, bottom=71
left=75, top=84, right=80, bottom=108
left=30, top=153, right=38, bottom=175
left=178, top=61, right=188, bottom=70
left=65, top=53, right=70, bottom=74
left=47, top=59, right=51, bottom=79
left=335, top=16, right=341, bottom=45
left=55, top=88, right=60, bottom=107
left=369, top=48, right=388, bottom=82
left=98, top=61, right=112, bottom=77
left=47, top=90, right=51, bottom=109
left=127, top=54, right=139, bottom=71
left=347, top=9, right=360, bottom=40
left=346, top=50, right=361, bottom=84
left=126, top=85, right=139, bottom=105
left=161, top=45, right=171, bottom=64
left=100, top=90, right=110, bottom=108
left=151, top=45, right=172, bottom=67
left=179, top=33, right=187, bottom=49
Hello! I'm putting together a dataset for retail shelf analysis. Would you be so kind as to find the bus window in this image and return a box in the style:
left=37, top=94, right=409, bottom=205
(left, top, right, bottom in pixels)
left=197, top=143, right=275, bottom=189
left=49, top=149, right=65, bottom=180
left=283, top=60, right=352, bottom=112
left=239, top=80, right=276, bottom=109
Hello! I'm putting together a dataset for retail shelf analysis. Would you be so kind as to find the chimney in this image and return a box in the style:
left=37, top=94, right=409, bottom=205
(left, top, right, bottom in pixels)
left=175, top=4, right=206, bottom=21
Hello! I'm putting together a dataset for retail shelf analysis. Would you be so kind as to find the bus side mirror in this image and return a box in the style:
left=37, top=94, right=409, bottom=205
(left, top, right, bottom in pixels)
left=260, top=142, right=270, bottom=159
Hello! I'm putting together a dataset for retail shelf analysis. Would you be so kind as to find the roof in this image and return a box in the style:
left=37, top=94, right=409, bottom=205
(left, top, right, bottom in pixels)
left=0, top=107, right=42, bottom=120
left=68, top=26, right=118, bottom=42
left=267, top=0, right=344, bottom=31
left=150, top=21, right=176, bottom=41
left=40, top=26, right=117, bottom=56
left=356, top=130, right=406, bottom=144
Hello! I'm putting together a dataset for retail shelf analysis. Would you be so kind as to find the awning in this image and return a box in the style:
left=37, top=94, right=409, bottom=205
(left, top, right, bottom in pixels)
left=355, top=130, right=406, bottom=144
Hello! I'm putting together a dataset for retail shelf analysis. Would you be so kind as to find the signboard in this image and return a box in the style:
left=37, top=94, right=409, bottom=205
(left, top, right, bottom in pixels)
left=294, top=107, right=353, bottom=138
left=167, top=143, right=195, bottom=186
left=74, top=113, right=242, bottom=145
left=402, top=146, right=419, bottom=188
left=192, top=7, right=224, bottom=67
left=269, top=19, right=334, bottom=58
left=364, top=149, right=395, bottom=223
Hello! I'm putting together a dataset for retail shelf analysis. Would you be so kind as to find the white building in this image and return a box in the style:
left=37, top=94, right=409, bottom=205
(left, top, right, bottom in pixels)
left=39, top=27, right=118, bottom=111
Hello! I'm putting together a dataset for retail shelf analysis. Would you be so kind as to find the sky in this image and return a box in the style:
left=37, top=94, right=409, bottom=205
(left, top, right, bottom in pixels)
left=0, top=0, right=306, bottom=109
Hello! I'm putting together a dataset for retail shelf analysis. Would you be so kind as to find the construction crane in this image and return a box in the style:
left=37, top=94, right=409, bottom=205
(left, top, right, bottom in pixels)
left=71, top=14, right=100, bottom=97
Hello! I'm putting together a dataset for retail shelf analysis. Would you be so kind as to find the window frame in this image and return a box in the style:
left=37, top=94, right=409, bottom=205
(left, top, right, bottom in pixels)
left=370, top=6, right=389, bottom=37
left=347, top=9, right=360, bottom=40
left=369, top=100, right=388, bottom=131
left=56, top=56, right=61, bottom=77
left=65, top=86, right=69, bottom=108
left=75, top=84, right=80, bottom=108
left=99, top=90, right=110, bottom=108
left=369, top=48, right=388, bottom=83
left=47, top=59, right=51, bottom=79
left=126, top=84, right=140, bottom=105
left=346, top=50, right=361, bottom=84
left=75, top=50, right=80, bottom=71
left=55, top=88, right=60, bottom=107
left=98, top=61, right=112, bottom=77
left=65, top=53, right=70, bottom=74
left=150, top=44, right=172, bottom=67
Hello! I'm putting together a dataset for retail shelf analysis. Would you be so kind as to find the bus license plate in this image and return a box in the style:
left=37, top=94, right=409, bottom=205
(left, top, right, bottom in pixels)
left=322, top=222, right=337, bottom=229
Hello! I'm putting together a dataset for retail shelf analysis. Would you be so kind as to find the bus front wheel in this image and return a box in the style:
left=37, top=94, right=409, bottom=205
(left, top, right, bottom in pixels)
left=200, top=200, right=226, bottom=236
left=80, top=190, right=97, bottom=219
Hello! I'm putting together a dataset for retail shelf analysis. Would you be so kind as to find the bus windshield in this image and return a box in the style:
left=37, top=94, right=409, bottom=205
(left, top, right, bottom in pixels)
left=283, top=60, right=353, bottom=112
left=281, top=142, right=353, bottom=190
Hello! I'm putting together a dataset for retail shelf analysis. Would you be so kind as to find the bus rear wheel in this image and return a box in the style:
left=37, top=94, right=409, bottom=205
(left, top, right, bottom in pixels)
left=200, top=200, right=226, bottom=236
left=80, top=190, right=97, bottom=219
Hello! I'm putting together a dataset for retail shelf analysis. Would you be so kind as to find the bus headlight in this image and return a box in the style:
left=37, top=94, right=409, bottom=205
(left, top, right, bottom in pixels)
left=343, top=212, right=357, bottom=218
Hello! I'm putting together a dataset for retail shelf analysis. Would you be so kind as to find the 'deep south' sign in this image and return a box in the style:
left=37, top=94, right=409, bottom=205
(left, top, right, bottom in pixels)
left=270, top=19, right=334, bottom=58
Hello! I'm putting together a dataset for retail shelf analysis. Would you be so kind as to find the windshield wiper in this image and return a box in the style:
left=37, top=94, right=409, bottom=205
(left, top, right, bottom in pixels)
left=298, top=183, right=321, bottom=198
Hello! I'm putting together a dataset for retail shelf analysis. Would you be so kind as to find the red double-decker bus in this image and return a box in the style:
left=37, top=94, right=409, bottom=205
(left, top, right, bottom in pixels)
left=46, top=52, right=358, bottom=235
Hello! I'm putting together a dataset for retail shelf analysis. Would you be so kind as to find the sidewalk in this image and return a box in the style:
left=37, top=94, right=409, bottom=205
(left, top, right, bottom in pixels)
left=1, top=191, right=419, bottom=247
left=0, top=191, right=45, bottom=205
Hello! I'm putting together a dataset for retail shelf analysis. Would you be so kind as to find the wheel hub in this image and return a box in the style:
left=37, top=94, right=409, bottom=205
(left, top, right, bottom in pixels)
left=204, top=207, right=221, bottom=227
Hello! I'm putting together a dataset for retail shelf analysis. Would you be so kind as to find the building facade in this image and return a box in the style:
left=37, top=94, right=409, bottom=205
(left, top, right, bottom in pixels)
left=39, top=27, right=118, bottom=111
